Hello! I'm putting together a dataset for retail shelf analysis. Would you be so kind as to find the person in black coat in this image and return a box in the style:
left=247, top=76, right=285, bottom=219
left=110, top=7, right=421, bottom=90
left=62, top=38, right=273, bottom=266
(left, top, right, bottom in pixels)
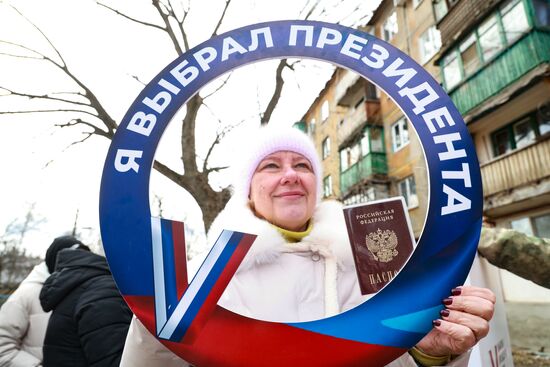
left=39, top=245, right=132, bottom=367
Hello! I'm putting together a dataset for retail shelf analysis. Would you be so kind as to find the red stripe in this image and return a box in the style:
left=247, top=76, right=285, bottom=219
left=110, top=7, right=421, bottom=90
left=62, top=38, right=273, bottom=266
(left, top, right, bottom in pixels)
left=182, top=233, right=256, bottom=344
left=172, top=221, right=187, bottom=299
left=124, top=295, right=407, bottom=367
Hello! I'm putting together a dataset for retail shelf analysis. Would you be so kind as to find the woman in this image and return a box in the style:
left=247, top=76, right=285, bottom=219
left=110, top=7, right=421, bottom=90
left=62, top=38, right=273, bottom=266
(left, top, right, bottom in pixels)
left=121, top=125, right=495, bottom=366
left=0, top=235, right=86, bottom=367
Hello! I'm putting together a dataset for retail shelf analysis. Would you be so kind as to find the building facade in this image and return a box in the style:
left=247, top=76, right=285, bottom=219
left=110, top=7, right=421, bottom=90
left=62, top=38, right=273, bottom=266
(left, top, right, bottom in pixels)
left=300, top=0, right=443, bottom=238
left=435, top=0, right=550, bottom=302
left=300, top=0, right=550, bottom=302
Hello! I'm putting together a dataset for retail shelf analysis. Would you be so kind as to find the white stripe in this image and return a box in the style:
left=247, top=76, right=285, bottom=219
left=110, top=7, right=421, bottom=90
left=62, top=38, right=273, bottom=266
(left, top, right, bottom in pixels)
left=151, top=217, right=167, bottom=334
left=158, top=230, right=232, bottom=339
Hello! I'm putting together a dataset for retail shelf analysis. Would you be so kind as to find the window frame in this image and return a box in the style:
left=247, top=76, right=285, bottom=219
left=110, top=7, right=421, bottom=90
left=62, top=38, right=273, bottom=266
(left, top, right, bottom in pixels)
left=382, top=10, right=399, bottom=42
left=398, top=175, right=419, bottom=209
left=323, top=175, right=333, bottom=198
left=321, top=101, right=330, bottom=122
left=322, top=136, right=331, bottom=160
left=419, top=25, right=442, bottom=64
left=490, top=111, right=544, bottom=157
left=441, top=0, right=532, bottom=91
left=391, top=117, right=410, bottom=152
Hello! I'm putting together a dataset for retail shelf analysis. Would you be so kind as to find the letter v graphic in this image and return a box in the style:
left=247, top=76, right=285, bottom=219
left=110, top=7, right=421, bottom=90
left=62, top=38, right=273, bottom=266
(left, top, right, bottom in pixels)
left=150, top=217, right=256, bottom=343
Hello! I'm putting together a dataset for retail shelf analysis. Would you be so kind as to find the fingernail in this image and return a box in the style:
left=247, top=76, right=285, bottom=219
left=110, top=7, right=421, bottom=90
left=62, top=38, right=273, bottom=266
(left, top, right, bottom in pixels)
left=451, top=287, right=462, bottom=296
left=443, top=297, right=453, bottom=305
left=433, top=319, right=441, bottom=327
left=440, top=309, right=450, bottom=317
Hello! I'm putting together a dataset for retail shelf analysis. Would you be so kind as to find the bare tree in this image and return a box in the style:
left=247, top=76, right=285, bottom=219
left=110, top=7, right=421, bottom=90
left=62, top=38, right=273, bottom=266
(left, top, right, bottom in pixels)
left=0, top=204, right=43, bottom=290
left=0, top=0, right=375, bottom=231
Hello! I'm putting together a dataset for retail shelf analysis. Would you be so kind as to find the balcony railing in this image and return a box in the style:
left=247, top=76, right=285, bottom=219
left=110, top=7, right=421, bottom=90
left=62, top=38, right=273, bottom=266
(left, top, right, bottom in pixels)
left=449, top=30, right=550, bottom=115
left=481, top=136, right=550, bottom=197
left=340, top=153, right=387, bottom=194
left=338, top=100, right=380, bottom=144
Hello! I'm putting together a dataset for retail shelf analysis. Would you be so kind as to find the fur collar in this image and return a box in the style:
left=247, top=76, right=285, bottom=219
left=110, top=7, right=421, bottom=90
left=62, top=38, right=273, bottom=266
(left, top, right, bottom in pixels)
left=207, top=197, right=355, bottom=272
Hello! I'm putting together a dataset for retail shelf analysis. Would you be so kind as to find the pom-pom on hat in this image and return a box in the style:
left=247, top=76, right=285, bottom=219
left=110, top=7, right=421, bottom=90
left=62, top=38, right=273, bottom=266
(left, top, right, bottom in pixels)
left=232, top=125, right=323, bottom=202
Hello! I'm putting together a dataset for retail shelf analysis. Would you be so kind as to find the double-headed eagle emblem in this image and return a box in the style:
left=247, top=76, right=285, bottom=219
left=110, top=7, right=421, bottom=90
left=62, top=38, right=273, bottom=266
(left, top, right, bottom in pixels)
left=365, top=228, right=398, bottom=262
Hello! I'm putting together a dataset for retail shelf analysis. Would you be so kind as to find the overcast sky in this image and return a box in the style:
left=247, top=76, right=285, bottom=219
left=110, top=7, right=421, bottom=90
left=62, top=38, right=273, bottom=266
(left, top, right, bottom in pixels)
left=0, top=0, right=381, bottom=257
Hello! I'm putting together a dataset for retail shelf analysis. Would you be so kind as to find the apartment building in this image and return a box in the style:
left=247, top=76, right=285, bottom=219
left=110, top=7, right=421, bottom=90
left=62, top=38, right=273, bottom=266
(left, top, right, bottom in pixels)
left=434, top=0, right=550, bottom=301
left=299, top=0, right=443, bottom=238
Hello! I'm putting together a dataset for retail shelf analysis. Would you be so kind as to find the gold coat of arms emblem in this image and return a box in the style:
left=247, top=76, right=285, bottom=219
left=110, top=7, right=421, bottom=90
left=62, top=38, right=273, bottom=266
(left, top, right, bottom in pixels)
left=365, top=228, right=398, bottom=262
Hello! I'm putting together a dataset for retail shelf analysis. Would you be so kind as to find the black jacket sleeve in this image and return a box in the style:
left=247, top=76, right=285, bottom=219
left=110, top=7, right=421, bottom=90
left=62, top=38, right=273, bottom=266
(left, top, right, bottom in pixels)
left=74, top=275, right=133, bottom=367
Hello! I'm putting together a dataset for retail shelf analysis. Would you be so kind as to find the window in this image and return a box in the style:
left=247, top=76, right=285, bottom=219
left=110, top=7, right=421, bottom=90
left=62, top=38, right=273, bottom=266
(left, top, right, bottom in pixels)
left=433, top=0, right=449, bottom=22
left=340, top=149, right=349, bottom=171
left=493, top=129, right=512, bottom=156
left=491, top=112, right=547, bottom=157
left=370, top=127, right=384, bottom=153
left=382, top=11, right=398, bottom=41
left=322, top=136, right=331, bottom=159
left=413, top=0, right=423, bottom=9
left=350, top=144, right=361, bottom=165
left=511, top=217, right=533, bottom=235
left=440, top=0, right=530, bottom=90
left=321, top=101, right=330, bottom=122
left=534, top=214, right=550, bottom=239
left=419, top=26, right=441, bottom=64
left=459, top=35, right=481, bottom=77
left=532, top=0, right=550, bottom=27
left=366, top=83, right=378, bottom=100
left=391, top=117, right=409, bottom=151
left=537, top=104, right=550, bottom=135
left=354, top=96, right=365, bottom=109
left=360, top=134, right=370, bottom=156
left=479, top=15, right=504, bottom=62
left=398, top=176, right=418, bottom=208
left=323, top=175, right=333, bottom=198
left=310, top=118, right=316, bottom=134
left=442, top=52, right=461, bottom=90
left=513, top=118, right=535, bottom=149
left=511, top=213, right=550, bottom=238
left=502, top=0, right=530, bottom=44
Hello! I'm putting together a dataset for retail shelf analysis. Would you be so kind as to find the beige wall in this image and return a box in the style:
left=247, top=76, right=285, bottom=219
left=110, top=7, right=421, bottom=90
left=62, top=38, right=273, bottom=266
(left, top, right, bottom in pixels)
left=304, top=69, right=347, bottom=199
left=370, top=0, right=439, bottom=237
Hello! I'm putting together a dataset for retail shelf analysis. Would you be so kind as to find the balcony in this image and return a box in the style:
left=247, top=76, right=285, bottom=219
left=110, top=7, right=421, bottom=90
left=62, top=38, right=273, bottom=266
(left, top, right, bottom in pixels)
left=340, top=153, right=388, bottom=194
left=449, top=30, right=550, bottom=116
left=338, top=100, right=380, bottom=144
left=481, top=136, right=550, bottom=197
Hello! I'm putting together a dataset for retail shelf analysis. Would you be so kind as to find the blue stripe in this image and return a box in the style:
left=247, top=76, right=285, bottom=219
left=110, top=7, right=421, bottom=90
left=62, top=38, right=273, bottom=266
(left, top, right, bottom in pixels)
left=170, top=231, right=243, bottom=341
left=161, top=218, right=178, bottom=319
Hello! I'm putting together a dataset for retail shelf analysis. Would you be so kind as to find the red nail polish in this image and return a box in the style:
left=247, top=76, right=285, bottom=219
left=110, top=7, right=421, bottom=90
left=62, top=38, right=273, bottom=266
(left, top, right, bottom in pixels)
left=433, top=319, right=441, bottom=327
left=443, top=297, right=453, bottom=305
left=451, top=287, right=462, bottom=296
left=440, top=309, right=450, bottom=317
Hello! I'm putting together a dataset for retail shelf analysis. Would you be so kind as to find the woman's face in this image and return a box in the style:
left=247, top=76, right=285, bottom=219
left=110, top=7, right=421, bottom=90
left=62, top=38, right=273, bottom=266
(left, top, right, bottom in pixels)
left=249, top=151, right=317, bottom=231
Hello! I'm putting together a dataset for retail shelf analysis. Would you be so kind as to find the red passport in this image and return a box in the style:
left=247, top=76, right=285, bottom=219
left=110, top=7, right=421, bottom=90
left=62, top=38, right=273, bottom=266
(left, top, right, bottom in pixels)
left=343, top=197, right=416, bottom=295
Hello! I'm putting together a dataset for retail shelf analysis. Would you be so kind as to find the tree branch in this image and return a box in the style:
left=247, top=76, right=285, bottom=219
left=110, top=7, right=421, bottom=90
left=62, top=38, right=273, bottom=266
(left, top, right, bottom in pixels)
left=96, top=2, right=166, bottom=32
left=211, top=0, right=232, bottom=38
left=203, top=72, right=233, bottom=100
left=260, top=59, right=289, bottom=125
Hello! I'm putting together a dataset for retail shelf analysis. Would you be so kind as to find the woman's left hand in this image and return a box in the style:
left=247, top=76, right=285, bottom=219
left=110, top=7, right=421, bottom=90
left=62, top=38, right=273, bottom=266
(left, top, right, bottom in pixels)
left=415, top=285, right=496, bottom=357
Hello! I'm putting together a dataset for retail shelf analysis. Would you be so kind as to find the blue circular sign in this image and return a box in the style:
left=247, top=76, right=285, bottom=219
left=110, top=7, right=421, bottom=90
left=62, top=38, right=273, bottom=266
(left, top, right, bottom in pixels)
left=100, top=20, right=482, bottom=366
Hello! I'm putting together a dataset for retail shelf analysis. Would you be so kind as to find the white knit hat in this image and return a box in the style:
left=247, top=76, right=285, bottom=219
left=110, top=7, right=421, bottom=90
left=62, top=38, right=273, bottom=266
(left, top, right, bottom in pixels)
left=232, top=125, right=323, bottom=203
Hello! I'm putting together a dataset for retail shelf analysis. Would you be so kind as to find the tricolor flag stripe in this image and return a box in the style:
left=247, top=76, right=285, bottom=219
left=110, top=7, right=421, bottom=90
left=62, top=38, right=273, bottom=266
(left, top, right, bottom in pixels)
left=169, top=231, right=246, bottom=341
left=151, top=217, right=167, bottom=334
left=158, top=229, right=234, bottom=339
left=172, top=221, right=187, bottom=298
left=161, top=219, right=178, bottom=318
left=158, top=230, right=256, bottom=341
left=151, top=217, right=188, bottom=335
left=181, top=232, right=256, bottom=344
